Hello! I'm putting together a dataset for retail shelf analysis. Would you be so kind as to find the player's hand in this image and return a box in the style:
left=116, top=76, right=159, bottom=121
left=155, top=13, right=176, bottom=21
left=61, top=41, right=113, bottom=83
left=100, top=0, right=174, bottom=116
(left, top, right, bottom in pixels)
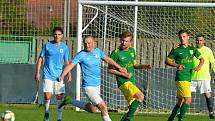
left=67, top=72, right=72, bottom=82
left=57, top=76, right=63, bottom=82
left=194, top=65, right=201, bottom=71
left=143, top=64, right=152, bottom=69
left=119, top=67, right=127, bottom=73
left=35, top=73, right=40, bottom=81
left=177, top=65, right=185, bottom=70
left=123, top=72, right=132, bottom=79
left=67, top=75, right=72, bottom=82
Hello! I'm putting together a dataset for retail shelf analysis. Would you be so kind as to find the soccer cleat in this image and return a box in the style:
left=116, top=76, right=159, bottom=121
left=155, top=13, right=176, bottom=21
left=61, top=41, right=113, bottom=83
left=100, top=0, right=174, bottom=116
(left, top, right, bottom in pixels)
left=178, top=118, right=183, bottom=121
left=57, top=120, right=61, bottom=121
left=58, top=96, right=71, bottom=108
left=120, top=114, right=127, bottom=121
left=209, top=113, right=214, bottom=119
left=120, top=114, right=131, bottom=121
left=43, top=112, right=50, bottom=121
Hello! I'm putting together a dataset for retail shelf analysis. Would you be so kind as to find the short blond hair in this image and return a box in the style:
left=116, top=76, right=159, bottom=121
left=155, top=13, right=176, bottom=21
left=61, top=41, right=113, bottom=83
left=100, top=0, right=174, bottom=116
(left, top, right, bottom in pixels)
left=120, top=31, right=133, bottom=40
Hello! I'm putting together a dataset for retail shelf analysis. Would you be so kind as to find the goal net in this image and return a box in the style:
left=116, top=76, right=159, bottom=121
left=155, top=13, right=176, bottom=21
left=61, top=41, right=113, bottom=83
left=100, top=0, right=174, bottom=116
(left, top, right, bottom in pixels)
left=78, top=0, right=215, bottom=114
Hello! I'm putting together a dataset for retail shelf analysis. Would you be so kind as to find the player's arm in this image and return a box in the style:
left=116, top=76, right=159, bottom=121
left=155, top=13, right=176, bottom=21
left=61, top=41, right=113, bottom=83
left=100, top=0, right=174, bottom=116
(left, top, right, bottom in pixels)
left=194, top=56, right=204, bottom=71
left=104, top=56, right=127, bottom=74
left=35, top=44, right=46, bottom=81
left=107, top=57, right=131, bottom=79
left=208, top=50, right=215, bottom=74
left=64, top=46, right=72, bottom=81
left=133, top=60, right=152, bottom=69
left=165, top=57, right=185, bottom=70
left=209, top=52, right=215, bottom=84
left=35, top=57, right=43, bottom=81
left=58, top=62, right=76, bottom=82
left=193, top=48, right=204, bottom=71
left=108, top=65, right=132, bottom=79
left=65, top=60, right=72, bottom=82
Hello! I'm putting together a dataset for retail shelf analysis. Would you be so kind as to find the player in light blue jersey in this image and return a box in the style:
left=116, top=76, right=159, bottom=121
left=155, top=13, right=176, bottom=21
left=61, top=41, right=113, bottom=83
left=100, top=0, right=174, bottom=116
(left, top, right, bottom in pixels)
left=57, top=35, right=127, bottom=121
left=35, top=27, right=71, bottom=121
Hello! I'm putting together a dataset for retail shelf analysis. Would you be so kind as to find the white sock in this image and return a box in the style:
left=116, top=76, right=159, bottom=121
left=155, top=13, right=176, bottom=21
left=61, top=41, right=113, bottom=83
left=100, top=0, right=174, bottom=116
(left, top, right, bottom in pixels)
left=44, top=100, right=50, bottom=113
left=57, top=100, right=64, bottom=120
left=102, top=115, right=112, bottom=121
left=71, top=99, right=87, bottom=109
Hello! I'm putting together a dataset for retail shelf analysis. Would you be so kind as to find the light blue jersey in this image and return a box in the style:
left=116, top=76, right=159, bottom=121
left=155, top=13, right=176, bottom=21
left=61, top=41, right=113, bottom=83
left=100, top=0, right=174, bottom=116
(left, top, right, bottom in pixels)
left=40, top=40, right=69, bottom=81
left=72, top=48, right=106, bottom=87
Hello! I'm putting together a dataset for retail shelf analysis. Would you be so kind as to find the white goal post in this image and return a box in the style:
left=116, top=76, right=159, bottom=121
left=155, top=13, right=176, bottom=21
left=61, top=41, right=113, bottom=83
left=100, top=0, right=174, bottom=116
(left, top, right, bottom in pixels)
left=75, top=0, right=215, bottom=114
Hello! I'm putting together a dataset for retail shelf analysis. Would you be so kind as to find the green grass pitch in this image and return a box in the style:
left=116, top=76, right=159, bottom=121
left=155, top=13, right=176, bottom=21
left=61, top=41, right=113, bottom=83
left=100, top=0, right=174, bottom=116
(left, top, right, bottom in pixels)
left=0, top=104, right=211, bottom=121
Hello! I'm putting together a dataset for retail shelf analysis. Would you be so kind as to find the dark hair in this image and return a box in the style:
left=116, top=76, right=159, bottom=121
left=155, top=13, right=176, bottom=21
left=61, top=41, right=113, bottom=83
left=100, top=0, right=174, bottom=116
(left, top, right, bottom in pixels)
left=178, top=30, right=190, bottom=36
left=120, top=31, right=133, bottom=40
left=196, top=34, right=205, bottom=39
left=53, top=27, right=63, bottom=34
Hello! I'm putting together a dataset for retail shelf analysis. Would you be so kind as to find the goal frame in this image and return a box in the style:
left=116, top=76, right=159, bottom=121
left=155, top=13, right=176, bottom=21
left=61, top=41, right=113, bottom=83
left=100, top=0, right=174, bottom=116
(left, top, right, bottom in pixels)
left=75, top=0, right=215, bottom=111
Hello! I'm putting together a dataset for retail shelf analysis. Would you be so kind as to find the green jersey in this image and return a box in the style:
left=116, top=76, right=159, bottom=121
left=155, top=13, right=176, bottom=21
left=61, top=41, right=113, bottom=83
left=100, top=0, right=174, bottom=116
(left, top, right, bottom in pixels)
left=110, top=47, right=136, bottom=87
left=168, top=45, right=201, bottom=82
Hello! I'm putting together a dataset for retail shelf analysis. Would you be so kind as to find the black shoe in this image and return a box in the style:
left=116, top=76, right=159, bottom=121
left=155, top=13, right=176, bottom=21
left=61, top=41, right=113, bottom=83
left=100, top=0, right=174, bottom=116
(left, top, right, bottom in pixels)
left=209, top=114, right=214, bottom=119
left=43, top=112, right=49, bottom=121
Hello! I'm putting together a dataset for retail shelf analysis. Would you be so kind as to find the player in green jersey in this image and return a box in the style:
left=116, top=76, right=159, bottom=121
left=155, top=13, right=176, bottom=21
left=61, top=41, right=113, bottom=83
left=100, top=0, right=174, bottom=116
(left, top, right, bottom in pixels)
left=109, top=31, right=152, bottom=121
left=166, top=30, right=204, bottom=121
left=191, top=34, right=215, bottom=119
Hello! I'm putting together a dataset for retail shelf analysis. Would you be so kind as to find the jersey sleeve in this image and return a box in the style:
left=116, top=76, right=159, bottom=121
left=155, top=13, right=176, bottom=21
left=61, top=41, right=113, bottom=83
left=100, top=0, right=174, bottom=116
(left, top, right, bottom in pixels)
left=72, top=52, right=82, bottom=65
left=39, top=44, right=46, bottom=57
left=110, top=50, right=118, bottom=69
left=193, top=47, right=202, bottom=59
left=167, top=49, right=175, bottom=60
left=63, top=46, right=70, bottom=61
left=110, top=50, right=118, bottom=62
left=208, top=49, right=215, bottom=73
left=131, top=48, right=137, bottom=65
left=99, top=48, right=106, bottom=60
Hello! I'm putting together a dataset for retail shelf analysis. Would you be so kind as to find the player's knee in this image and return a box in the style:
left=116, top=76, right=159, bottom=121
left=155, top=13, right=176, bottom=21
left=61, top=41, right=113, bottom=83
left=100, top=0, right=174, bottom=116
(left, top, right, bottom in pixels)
left=56, top=94, right=64, bottom=100
left=98, top=101, right=106, bottom=109
left=137, top=93, right=144, bottom=102
left=205, top=92, right=212, bottom=98
left=85, top=103, right=97, bottom=113
left=98, top=101, right=109, bottom=112
left=185, top=98, right=192, bottom=104
left=186, top=100, right=191, bottom=104
left=134, top=91, right=144, bottom=102
left=139, top=95, right=144, bottom=102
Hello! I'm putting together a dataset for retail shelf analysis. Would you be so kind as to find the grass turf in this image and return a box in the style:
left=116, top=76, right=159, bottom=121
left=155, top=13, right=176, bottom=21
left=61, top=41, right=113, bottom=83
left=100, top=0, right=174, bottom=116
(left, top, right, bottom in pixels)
left=0, top=104, right=211, bottom=121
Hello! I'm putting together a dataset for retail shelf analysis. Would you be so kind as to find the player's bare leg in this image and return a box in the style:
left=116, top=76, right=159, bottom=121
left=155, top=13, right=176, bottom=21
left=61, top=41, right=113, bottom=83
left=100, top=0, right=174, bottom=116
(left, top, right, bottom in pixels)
left=97, top=101, right=112, bottom=121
